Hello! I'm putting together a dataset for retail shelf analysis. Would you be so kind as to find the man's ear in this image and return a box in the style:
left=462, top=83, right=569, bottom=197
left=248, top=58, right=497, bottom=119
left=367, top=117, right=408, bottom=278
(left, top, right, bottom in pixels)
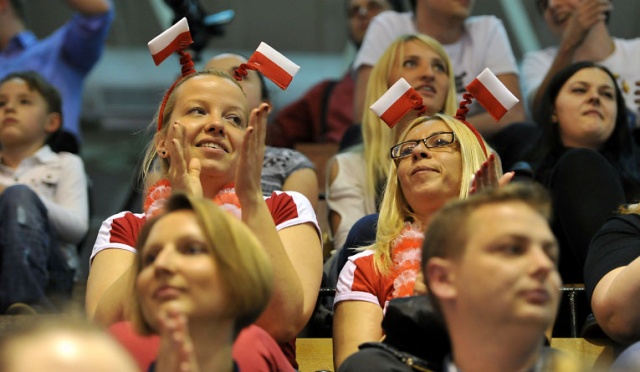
left=44, top=112, right=61, bottom=134
left=425, top=257, right=457, bottom=301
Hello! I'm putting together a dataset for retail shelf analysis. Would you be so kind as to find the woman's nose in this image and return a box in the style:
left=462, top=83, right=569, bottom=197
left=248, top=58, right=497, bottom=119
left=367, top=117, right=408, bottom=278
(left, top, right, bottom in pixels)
left=412, top=141, right=432, bottom=160
left=204, top=118, right=225, bottom=135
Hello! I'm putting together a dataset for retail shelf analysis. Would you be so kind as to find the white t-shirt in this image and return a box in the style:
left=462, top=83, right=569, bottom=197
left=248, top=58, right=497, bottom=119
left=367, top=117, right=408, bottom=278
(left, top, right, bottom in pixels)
left=354, top=11, right=519, bottom=117
left=521, top=37, right=640, bottom=124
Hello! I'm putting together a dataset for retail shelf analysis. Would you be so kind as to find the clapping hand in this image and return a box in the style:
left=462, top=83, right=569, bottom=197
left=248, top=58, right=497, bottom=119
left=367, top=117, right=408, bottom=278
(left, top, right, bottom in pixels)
left=470, top=153, right=514, bottom=194
left=166, top=122, right=203, bottom=198
left=155, top=306, right=198, bottom=372
left=236, top=103, right=270, bottom=206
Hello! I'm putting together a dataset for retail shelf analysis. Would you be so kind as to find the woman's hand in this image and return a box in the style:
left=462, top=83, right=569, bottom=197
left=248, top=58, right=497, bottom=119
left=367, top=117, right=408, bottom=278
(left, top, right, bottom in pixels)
left=155, top=306, right=198, bottom=372
left=236, top=103, right=270, bottom=206
left=166, top=122, right=203, bottom=198
left=470, top=153, right=514, bottom=194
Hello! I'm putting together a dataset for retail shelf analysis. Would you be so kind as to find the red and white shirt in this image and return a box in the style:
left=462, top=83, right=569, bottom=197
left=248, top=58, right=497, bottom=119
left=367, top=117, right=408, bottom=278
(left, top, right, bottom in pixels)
left=334, top=222, right=423, bottom=312
left=91, top=189, right=320, bottom=260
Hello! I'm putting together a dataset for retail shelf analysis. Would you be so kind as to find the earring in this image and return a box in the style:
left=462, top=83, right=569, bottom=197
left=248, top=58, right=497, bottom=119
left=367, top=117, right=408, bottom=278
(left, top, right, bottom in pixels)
left=160, top=150, right=167, bottom=156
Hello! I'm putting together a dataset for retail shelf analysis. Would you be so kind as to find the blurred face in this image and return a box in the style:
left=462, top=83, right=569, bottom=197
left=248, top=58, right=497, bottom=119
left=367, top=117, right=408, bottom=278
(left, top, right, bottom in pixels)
left=554, top=67, right=617, bottom=150
left=543, top=0, right=580, bottom=35
left=388, top=40, right=450, bottom=116
left=451, top=202, right=561, bottom=329
left=395, top=119, right=462, bottom=216
left=0, top=78, right=57, bottom=149
left=205, top=54, right=264, bottom=111
left=157, top=74, right=248, bottom=178
left=347, top=0, right=391, bottom=46
left=4, top=330, right=139, bottom=372
left=137, top=210, right=226, bottom=329
left=422, top=0, right=474, bottom=20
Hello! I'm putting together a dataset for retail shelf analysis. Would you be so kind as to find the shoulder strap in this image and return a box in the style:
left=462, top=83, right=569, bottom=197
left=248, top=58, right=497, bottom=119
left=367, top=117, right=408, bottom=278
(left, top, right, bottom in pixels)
left=358, top=342, right=438, bottom=372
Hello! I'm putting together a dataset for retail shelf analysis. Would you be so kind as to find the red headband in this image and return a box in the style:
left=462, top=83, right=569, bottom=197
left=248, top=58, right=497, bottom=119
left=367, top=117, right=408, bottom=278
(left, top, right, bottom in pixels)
left=455, top=93, right=488, bottom=157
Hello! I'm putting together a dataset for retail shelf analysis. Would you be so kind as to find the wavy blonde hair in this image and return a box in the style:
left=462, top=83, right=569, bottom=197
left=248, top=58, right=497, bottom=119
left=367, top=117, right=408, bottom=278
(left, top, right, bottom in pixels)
left=371, top=114, right=493, bottom=274
left=360, top=34, right=458, bottom=205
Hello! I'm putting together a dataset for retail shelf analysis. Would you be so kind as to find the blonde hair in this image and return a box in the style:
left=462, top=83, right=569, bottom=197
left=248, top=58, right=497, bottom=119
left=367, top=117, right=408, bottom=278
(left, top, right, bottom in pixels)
left=133, top=194, right=273, bottom=336
left=372, top=114, right=492, bottom=274
left=139, top=69, right=247, bottom=191
left=362, top=34, right=457, bottom=204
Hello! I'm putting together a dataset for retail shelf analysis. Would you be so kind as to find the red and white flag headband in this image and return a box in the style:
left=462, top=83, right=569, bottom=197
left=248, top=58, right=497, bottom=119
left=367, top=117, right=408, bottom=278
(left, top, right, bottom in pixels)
left=148, top=17, right=196, bottom=131
left=234, top=42, right=300, bottom=90
left=456, top=68, right=519, bottom=156
left=369, top=78, right=426, bottom=128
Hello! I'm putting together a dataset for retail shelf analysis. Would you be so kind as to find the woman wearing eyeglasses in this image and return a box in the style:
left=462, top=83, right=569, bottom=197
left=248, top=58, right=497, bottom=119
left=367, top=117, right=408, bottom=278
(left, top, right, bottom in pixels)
left=326, top=34, right=457, bottom=262
left=332, top=113, right=492, bottom=367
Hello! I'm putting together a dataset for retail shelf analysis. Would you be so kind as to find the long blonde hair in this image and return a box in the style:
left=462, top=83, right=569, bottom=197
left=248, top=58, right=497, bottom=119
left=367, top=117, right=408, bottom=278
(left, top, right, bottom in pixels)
left=361, top=34, right=457, bottom=205
left=372, top=114, right=492, bottom=274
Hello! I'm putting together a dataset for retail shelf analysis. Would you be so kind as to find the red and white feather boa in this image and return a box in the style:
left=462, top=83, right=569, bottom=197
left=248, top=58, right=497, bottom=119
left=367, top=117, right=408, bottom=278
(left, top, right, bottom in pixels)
left=390, top=222, right=424, bottom=299
left=144, top=179, right=242, bottom=219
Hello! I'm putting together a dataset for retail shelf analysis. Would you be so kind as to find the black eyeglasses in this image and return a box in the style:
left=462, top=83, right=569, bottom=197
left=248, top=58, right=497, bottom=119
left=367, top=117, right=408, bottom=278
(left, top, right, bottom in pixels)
left=390, top=131, right=456, bottom=159
left=348, top=1, right=385, bottom=18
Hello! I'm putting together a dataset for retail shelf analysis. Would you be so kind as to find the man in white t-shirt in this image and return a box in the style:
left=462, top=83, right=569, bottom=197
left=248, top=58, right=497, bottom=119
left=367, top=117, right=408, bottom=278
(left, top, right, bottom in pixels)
left=521, top=0, right=640, bottom=127
left=353, top=0, right=526, bottom=138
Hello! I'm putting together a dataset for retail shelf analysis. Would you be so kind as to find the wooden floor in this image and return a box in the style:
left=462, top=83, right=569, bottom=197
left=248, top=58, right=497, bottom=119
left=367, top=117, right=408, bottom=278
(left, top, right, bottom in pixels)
left=296, top=338, right=617, bottom=372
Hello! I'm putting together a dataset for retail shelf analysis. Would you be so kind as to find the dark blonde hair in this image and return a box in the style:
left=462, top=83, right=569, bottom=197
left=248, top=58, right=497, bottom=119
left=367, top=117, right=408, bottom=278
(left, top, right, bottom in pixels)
left=133, top=193, right=272, bottom=336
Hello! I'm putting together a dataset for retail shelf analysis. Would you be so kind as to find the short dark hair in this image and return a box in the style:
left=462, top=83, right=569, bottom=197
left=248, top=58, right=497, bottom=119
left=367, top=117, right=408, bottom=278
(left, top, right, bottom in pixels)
left=0, top=71, right=62, bottom=118
left=422, top=182, right=552, bottom=268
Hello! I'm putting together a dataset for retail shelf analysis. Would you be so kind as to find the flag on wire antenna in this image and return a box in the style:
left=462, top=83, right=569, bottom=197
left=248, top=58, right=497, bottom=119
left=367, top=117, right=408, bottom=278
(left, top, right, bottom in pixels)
left=466, top=68, right=519, bottom=121
left=148, top=17, right=193, bottom=66
left=370, top=78, right=424, bottom=128
left=240, top=42, right=300, bottom=90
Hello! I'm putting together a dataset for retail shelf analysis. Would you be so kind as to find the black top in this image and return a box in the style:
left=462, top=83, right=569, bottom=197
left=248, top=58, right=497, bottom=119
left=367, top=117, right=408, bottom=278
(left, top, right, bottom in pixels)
left=584, top=213, right=640, bottom=303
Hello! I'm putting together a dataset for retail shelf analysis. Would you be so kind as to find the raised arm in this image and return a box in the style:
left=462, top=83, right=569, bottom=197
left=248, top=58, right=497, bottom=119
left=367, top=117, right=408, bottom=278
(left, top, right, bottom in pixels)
left=238, top=104, right=323, bottom=342
left=64, top=0, right=112, bottom=15
left=86, top=248, right=136, bottom=322
left=530, top=0, right=612, bottom=113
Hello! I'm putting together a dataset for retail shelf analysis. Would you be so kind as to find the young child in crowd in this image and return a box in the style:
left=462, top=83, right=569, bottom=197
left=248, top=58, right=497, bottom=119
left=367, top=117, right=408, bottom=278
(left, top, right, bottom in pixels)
left=0, top=71, right=88, bottom=314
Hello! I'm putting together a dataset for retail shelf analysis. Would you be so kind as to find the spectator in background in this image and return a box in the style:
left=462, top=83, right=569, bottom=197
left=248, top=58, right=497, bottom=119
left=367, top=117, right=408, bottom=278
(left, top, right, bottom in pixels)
left=352, top=0, right=526, bottom=140
left=522, top=0, right=640, bottom=130
left=0, top=0, right=114, bottom=153
left=0, top=71, right=88, bottom=314
left=266, top=0, right=397, bottom=148
left=206, top=53, right=318, bottom=210
left=527, top=61, right=640, bottom=284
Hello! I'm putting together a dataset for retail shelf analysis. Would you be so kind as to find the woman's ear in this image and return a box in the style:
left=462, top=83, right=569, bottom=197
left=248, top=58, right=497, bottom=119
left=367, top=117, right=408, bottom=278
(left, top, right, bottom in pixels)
left=44, top=112, right=61, bottom=134
left=155, top=136, right=169, bottom=158
left=551, top=108, right=558, bottom=123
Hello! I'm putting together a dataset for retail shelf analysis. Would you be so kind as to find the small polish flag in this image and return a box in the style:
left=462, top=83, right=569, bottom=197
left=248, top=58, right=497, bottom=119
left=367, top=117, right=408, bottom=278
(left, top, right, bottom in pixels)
left=148, top=17, right=193, bottom=66
left=370, top=78, right=424, bottom=128
left=241, top=42, right=300, bottom=90
left=466, top=68, right=519, bottom=121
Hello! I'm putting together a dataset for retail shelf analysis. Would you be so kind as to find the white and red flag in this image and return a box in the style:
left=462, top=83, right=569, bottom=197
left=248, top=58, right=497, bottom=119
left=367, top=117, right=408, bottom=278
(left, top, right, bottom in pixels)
left=466, top=68, right=519, bottom=121
left=234, top=42, right=300, bottom=90
left=147, top=17, right=193, bottom=66
left=370, top=78, right=425, bottom=128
